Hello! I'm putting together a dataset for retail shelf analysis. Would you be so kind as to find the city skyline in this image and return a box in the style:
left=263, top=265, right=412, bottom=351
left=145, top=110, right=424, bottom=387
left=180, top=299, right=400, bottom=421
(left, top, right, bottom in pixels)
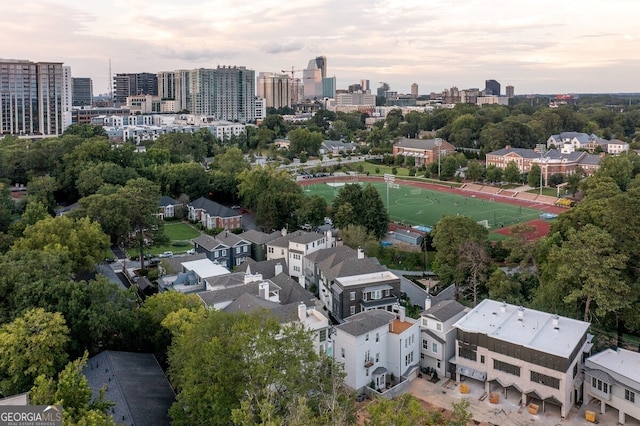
left=2, top=0, right=639, bottom=96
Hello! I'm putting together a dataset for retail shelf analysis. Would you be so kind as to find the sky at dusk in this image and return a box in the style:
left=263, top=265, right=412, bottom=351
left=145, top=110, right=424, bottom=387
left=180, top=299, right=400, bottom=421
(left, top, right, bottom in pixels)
left=2, top=0, right=639, bottom=96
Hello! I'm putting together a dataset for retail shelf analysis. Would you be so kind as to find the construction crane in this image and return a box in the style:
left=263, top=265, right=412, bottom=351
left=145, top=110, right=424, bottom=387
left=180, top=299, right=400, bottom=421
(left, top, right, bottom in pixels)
left=281, top=66, right=304, bottom=79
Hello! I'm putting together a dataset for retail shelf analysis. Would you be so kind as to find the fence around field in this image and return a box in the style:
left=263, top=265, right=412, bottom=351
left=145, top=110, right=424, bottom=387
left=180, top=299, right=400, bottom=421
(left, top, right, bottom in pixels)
left=305, top=181, right=541, bottom=230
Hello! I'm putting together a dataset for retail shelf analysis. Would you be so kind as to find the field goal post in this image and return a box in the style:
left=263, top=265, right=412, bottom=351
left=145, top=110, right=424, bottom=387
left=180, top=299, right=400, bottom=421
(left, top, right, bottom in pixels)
left=477, top=219, right=490, bottom=229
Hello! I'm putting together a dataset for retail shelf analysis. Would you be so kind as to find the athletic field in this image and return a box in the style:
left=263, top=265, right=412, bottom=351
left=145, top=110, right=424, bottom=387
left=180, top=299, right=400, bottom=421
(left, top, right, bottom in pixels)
left=303, top=181, right=541, bottom=230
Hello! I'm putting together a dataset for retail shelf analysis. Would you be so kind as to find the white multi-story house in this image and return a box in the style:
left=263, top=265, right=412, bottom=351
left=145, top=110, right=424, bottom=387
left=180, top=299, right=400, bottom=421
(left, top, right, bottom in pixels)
left=420, top=297, right=468, bottom=380
left=584, top=347, right=640, bottom=424
left=266, top=230, right=331, bottom=280
left=453, top=299, right=591, bottom=418
left=333, top=306, right=419, bottom=393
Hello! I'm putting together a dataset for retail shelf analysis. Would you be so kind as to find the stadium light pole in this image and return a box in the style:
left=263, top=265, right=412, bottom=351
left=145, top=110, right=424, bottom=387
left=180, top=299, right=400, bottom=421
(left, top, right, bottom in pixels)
left=435, top=139, right=442, bottom=177
left=536, top=143, right=546, bottom=196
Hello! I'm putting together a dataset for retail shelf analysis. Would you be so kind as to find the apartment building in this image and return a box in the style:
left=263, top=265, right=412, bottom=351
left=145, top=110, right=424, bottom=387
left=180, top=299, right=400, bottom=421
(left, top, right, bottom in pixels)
left=453, top=299, right=591, bottom=418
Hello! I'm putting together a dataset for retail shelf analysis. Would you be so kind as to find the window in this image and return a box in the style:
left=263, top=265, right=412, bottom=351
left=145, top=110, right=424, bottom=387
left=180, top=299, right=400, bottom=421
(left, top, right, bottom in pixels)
left=432, top=343, right=438, bottom=353
left=375, top=333, right=379, bottom=342
left=494, top=359, right=521, bottom=377
left=222, top=249, right=227, bottom=256
left=341, top=348, right=345, bottom=358
left=293, top=266, right=300, bottom=272
left=365, top=333, right=369, bottom=341
left=437, top=360, right=441, bottom=369
left=531, top=371, right=560, bottom=389
left=422, top=318, right=428, bottom=327
left=319, top=329, right=326, bottom=342
left=236, top=247, right=241, bottom=254
left=366, top=368, right=369, bottom=376
left=350, top=291, right=355, bottom=301
left=373, top=290, right=381, bottom=300
left=481, top=355, right=485, bottom=364
left=436, top=323, right=442, bottom=331
left=243, top=245, right=248, bottom=253
left=350, top=306, right=356, bottom=315
left=376, top=352, right=379, bottom=362
left=423, top=339, right=429, bottom=350
left=458, top=347, right=477, bottom=362
left=626, top=389, right=635, bottom=403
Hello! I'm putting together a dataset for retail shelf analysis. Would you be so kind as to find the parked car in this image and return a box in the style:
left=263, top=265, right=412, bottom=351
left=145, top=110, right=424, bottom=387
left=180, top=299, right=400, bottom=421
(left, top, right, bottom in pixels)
left=158, top=251, right=173, bottom=258
left=186, top=249, right=196, bottom=255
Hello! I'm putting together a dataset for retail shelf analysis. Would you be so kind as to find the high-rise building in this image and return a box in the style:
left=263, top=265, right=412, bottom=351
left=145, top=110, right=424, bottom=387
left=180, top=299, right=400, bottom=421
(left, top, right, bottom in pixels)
left=0, top=59, right=70, bottom=136
left=173, top=70, right=191, bottom=112
left=360, top=79, right=370, bottom=94
left=377, top=82, right=390, bottom=98
left=302, top=56, right=326, bottom=100
left=190, top=68, right=216, bottom=115
left=505, top=85, right=515, bottom=98
left=72, top=77, right=93, bottom=106
left=411, top=83, right=419, bottom=98
left=322, top=77, right=335, bottom=98
left=157, top=71, right=175, bottom=100
left=484, top=79, right=500, bottom=96
left=112, top=72, right=158, bottom=106
left=257, top=72, right=291, bottom=109
left=214, top=66, right=255, bottom=122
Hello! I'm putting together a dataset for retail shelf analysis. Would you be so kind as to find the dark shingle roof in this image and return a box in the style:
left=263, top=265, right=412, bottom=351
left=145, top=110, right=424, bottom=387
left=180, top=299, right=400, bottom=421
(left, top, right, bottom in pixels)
left=328, top=257, right=388, bottom=281
left=269, top=230, right=325, bottom=248
left=237, top=259, right=287, bottom=279
left=215, top=230, right=250, bottom=247
left=222, top=293, right=280, bottom=313
left=189, top=197, right=240, bottom=218
left=239, top=229, right=282, bottom=245
left=83, top=351, right=175, bottom=426
left=270, top=273, right=316, bottom=306
left=423, top=299, right=466, bottom=322
left=164, top=253, right=207, bottom=272
left=159, top=195, right=179, bottom=207
left=198, top=280, right=281, bottom=307
left=336, top=310, right=396, bottom=337
left=193, top=234, right=227, bottom=251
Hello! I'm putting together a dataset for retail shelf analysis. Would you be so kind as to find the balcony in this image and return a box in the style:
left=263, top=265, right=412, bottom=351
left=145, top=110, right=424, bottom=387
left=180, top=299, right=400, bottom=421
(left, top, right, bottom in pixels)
left=364, top=359, right=374, bottom=368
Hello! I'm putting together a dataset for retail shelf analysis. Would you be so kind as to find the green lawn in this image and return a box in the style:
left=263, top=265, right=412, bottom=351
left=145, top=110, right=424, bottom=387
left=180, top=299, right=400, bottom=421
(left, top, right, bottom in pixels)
left=304, top=181, right=541, bottom=231
left=146, top=222, right=201, bottom=256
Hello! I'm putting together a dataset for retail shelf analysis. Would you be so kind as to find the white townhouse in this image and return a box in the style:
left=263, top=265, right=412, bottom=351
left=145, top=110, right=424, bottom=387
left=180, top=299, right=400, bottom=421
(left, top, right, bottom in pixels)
left=333, top=306, right=420, bottom=393
left=584, top=347, right=640, bottom=424
left=266, top=230, right=332, bottom=280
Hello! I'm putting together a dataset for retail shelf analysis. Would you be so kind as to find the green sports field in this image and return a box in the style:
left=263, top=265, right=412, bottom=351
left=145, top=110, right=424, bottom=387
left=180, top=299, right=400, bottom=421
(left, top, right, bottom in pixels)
left=303, top=181, right=541, bottom=230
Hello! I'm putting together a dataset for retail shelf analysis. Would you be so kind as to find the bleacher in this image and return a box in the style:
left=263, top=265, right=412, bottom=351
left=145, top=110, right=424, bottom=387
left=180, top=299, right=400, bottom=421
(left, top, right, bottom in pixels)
left=480, top=186, right=501, bottom=195
left=499, top=190, right=517, bottom=198
left=463, top=183, right=484, bottom=192
left=536, top=195, right=561, bottom=205
left=515, top=192, right=539, bottom=201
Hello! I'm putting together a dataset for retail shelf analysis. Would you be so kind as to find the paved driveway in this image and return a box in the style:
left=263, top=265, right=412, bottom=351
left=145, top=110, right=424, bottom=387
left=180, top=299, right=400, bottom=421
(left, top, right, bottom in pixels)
left=409, top=376, right=626, bottom=425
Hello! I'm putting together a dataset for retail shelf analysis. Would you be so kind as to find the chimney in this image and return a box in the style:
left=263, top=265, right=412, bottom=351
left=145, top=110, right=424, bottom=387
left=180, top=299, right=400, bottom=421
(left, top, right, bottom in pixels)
left=395, top=305, right=406, bottom=322
left=274, top=262, right=283, bottom=276
left=326, top=230, right=333, bottom=247
left=357, top=246, right=365, bottom=259
left=258, top=282, right=268, bottom=299
left=425, top=296, right=432, bottom=311
left=505, top=145, right=511, bottom=150
left=297, top=302, right=307, bottom=321
left=244, top=273, right=263, bottom=284
left=500, top=301, right=507, bottom=313
left=552, top=314, right=559, bottom=330
left=281, top=227, right=287, bottom=236
left=517, top=306, right=524, bottom=321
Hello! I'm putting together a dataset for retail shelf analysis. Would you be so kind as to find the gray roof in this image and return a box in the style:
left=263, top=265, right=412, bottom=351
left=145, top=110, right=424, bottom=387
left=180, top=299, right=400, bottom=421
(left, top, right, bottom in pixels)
left=193, top=234, right=227, bottom=251
left=237, top=258, right=288, bottom=279
left=423, top=299, right=466, bottom=322
left=270, top=273, right=316, bottom=306
left=578, top=153, right=602, bottom=166
left=198, top=280, right=281, bottom=307
left=203, top=271, right=246, bottom=290
left=159, top=195, right=179, bottom=207
left=215, top=230, right=249, bottom=247
left=239, top=229, right=282, bottom=245
left=550, top=132, right=591, bottom=143
left=268, top=230, right=325, bottom=248
left=164, top=253, right=207, bottom=272
left=394, top=137, right=451, bottom=150
left=486, top=147, right=541, bottom=159
left=336, top=310, right=396, bottom=337
left=222, top=292, right=280, bottom=313
left=83, top=351, right=175, bottom=426
left=326, top=257, right=388, bottom=282
left=189, top=197, right=241, bottom=218
left=306, top=245, right=356, bottom=265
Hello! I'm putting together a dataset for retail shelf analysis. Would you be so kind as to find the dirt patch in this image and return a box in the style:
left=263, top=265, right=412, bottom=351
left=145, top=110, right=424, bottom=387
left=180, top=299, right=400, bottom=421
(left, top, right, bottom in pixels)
left=493, top=218, right=552, bottom=241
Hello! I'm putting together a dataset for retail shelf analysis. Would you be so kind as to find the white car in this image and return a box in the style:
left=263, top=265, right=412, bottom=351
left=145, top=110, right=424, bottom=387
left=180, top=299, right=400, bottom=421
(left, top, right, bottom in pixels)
left=158, top=251, right=173, bottom=258
left=186, top=249, right=196, bottom=255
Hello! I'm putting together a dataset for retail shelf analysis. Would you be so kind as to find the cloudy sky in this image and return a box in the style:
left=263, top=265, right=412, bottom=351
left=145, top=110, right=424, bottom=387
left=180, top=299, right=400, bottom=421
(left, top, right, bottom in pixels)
left=2, top=0, right=639, bottom=96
